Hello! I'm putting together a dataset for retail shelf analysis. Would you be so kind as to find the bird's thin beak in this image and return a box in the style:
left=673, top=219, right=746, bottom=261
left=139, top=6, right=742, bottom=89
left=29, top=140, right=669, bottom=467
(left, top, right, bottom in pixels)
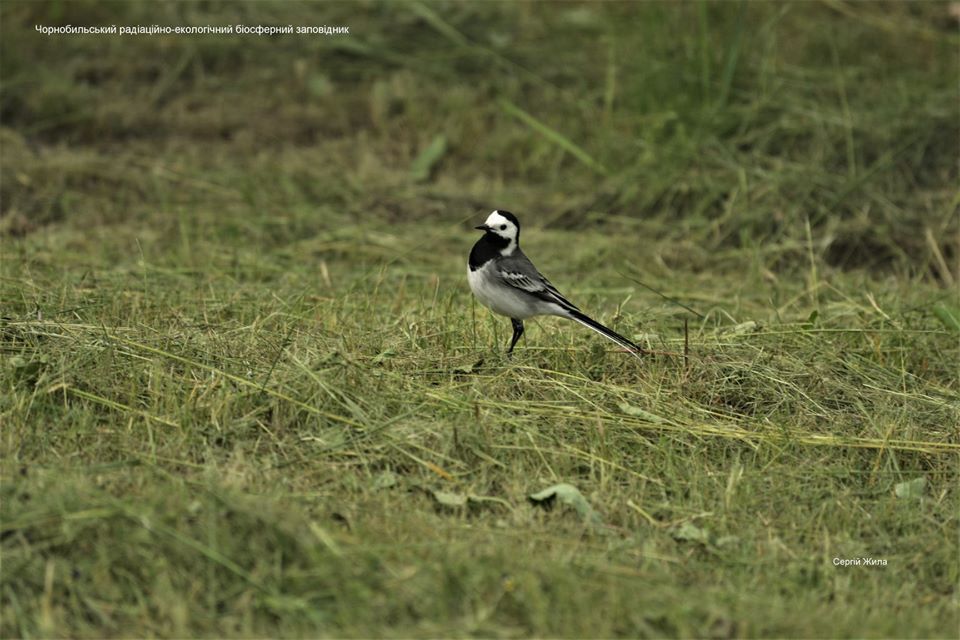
left=475, top=224, right=490, bottom=231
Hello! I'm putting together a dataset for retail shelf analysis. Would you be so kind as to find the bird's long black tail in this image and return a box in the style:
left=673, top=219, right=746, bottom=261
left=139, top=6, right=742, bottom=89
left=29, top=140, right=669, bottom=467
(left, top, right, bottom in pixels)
left=566, top=309, right=645, bottom=360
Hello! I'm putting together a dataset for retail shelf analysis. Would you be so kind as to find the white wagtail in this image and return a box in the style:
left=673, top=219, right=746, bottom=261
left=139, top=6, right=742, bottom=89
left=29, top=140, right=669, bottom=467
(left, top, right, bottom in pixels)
left=468, top=210, right=645, bottom=359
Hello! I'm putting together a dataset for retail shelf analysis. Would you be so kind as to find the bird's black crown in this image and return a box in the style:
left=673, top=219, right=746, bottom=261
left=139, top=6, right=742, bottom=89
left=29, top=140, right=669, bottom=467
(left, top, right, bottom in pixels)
left=494, top=210, right=520, bottom=229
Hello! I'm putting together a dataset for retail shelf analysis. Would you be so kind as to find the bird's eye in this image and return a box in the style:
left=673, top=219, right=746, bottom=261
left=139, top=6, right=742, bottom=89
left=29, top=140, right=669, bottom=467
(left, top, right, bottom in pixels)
left=499, top=224, right=507, bottom=230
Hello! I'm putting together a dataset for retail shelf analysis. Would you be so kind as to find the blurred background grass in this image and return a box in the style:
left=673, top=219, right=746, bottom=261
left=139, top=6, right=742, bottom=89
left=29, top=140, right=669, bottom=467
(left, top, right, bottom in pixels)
left=2, top=1, right=959, bottom=637
left=3, top=0, right=957, bottom=267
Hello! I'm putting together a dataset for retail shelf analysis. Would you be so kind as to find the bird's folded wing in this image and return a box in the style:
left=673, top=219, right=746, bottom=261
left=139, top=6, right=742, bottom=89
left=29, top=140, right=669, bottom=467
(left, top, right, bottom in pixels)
left=495, top=266, right=581, bottom=313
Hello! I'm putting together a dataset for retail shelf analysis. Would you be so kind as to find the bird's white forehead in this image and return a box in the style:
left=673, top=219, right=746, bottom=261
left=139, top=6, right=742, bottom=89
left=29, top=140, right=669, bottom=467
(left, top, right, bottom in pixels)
left=485, top=210, right=513, bottom=228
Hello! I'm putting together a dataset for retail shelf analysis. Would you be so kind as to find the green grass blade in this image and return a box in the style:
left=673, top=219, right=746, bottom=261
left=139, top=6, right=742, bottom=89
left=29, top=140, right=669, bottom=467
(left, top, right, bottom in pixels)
left=500, top=99, right=609, bottom=176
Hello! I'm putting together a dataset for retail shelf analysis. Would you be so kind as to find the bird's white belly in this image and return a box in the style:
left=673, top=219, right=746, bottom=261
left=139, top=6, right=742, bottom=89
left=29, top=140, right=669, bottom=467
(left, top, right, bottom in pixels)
left=468, top=263, right=539, bottom=319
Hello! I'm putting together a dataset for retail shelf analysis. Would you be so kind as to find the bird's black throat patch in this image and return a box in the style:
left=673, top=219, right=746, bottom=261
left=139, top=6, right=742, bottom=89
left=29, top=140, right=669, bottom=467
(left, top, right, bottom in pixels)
left=469, top=232, right=510, bottom=271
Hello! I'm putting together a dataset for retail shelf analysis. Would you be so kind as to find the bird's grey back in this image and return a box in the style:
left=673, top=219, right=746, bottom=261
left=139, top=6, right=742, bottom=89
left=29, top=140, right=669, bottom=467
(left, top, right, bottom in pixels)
left=497, top=247, right=543, bottom=279
left=495, top=248, right=581, bottom=313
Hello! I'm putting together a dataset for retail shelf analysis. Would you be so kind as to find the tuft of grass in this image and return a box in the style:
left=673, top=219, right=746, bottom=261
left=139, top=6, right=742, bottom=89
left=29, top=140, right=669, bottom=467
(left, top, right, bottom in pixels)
left=2, top=1, right=958, bottom=637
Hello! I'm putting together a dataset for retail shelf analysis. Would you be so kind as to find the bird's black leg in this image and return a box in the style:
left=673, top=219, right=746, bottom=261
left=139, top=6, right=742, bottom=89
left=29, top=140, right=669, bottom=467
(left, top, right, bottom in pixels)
left=507, top=319, right=524, bottom=355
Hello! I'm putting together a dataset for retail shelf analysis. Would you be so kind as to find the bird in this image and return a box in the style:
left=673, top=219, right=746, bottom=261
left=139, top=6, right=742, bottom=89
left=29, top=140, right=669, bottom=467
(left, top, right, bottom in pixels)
left=467, top=209, right=645, bottom=359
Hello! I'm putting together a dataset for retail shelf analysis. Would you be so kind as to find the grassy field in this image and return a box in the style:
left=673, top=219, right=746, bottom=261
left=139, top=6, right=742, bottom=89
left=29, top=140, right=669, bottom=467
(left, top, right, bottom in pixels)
left=2, top=1, right=959, bottom=637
